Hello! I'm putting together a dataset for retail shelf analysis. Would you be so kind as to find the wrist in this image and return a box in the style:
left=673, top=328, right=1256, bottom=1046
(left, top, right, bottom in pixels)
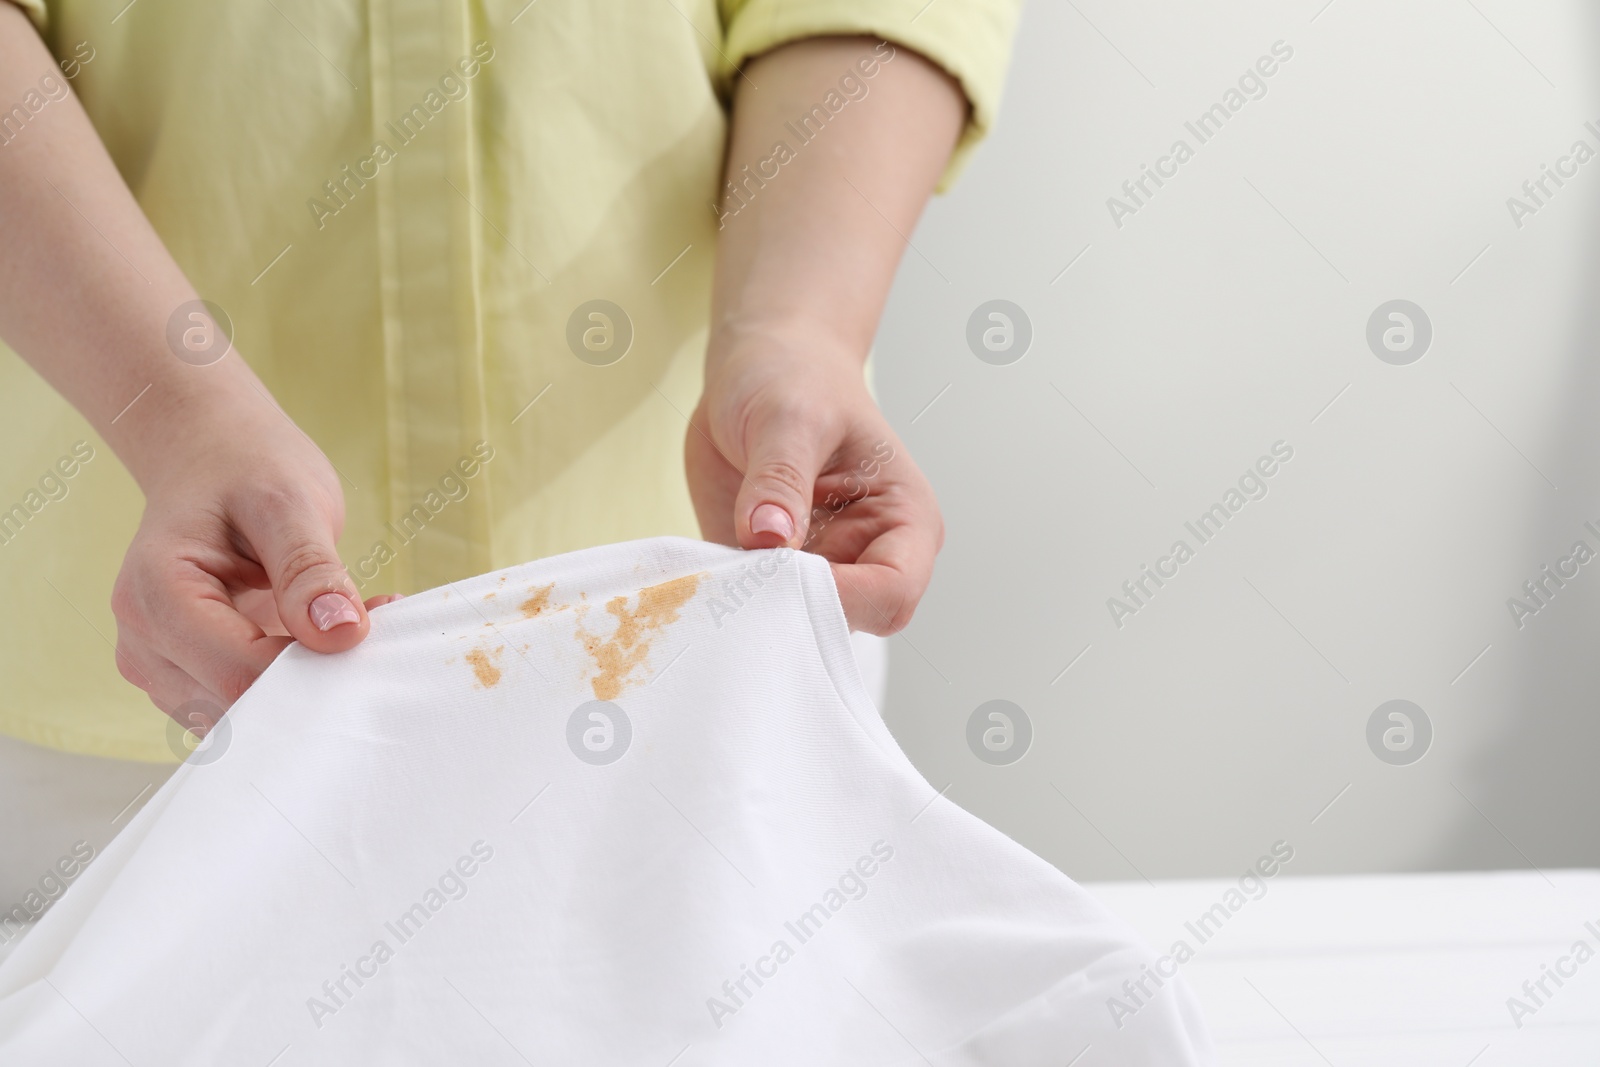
left=112, top=357, right=295, bottom=496
left=705, top=314, right=868, bottom=378
left=702, top=337, right=873, bottom=420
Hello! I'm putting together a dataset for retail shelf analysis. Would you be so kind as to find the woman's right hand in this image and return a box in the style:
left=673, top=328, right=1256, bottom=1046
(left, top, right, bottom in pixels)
left=109, top=400, right=391, bottom=732
left=0, top=8, right=392, bottom=734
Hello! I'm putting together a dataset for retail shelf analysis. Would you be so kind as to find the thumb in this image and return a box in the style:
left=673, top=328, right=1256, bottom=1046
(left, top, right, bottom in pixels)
left=734, top=416, right=830, bottom=551
left=257, top=512, right=369, bottom=653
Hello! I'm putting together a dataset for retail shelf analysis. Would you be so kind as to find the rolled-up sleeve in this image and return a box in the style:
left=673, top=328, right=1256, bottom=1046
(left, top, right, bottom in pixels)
left=719, top=0, right=1022, bottom=189
left=2, top=0, right=47, bottom=31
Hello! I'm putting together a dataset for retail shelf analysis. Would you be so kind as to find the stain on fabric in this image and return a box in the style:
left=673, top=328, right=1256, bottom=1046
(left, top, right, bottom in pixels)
left=465, top=646, right=504, bottom=688
left=575, top=573, right=703, bottom=700
left=520, top=583, right=556, bottom=619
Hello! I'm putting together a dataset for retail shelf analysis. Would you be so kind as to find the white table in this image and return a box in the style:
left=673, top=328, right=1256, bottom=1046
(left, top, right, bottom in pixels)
left=1089, top=870, right=1600, bottom=1065
left=5, top=870, right=1594, bottom=1062
left=0, top=933, right=18, bottom=968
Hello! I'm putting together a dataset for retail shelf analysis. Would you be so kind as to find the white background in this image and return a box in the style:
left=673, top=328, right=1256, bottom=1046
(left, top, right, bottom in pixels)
left=876, top=0, right=1600, bottom=880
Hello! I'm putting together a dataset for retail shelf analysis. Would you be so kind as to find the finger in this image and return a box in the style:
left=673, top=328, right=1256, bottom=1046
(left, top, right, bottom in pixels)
left=831, top=562, right=894, bottom=635
left=234, top=586, right=289, bottom=636
left=126, top=653, right=232, bottom=757
left=831, top=559, right=921, bottom=636
left=684, top=410, right=742, bottom=546
left=733, top=405, right=836, bottom=551
left=363, top=593, right=404, bottom=610
left=249, top=506, right=368, bottom=653
left=110, top=632, right=158, bottom=695
left=826, top=506, right=941, bottom=635
left=130, top=566, right=293, bottom=705
left=126, top=651, right=226, bottom=727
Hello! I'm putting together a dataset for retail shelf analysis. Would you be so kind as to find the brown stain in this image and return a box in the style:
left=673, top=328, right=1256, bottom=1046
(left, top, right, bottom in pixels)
left=519, top=583, right=556, bottom=619
left=465, top=646, right=504, bottom=688
left=575, top=573, right=703, bottom=700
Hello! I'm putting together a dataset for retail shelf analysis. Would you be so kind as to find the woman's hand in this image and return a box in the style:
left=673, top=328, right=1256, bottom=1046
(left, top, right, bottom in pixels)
left=109, top=399, right=393, bottom=730
left=687, top=336, right=942, bottom=635
left=0, top=10, right=395, bottom=731
left=694, top=35, right=965, bottom=635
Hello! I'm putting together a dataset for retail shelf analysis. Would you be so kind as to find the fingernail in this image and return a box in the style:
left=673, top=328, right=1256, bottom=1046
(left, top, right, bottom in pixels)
left=310, top=592, right=361, bottom=631
left=751, top=503, right=794, bottom=541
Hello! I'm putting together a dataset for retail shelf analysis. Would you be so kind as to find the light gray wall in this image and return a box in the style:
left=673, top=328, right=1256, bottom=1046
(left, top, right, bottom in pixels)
left=876, top=0, right=1600, bottom=880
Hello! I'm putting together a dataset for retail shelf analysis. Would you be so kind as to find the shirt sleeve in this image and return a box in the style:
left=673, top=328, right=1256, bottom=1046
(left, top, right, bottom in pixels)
left=718, top=0, right=1022, bottom=190
left=2, top=0, right=47, bottom=31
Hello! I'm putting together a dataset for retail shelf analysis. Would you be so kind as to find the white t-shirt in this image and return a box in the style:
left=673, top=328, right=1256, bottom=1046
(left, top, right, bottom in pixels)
left=0, top=537, right=1212, bottom=1065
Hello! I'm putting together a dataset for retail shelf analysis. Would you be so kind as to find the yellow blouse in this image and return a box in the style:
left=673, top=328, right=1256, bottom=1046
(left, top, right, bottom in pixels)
left=0, top=0, right=1018, bottom=762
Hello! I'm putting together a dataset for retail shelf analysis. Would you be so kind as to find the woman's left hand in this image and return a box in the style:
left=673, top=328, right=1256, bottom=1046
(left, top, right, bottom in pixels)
left=686, top=338, right=942, bottom=635
left=689, top=35, right=963, bottom=634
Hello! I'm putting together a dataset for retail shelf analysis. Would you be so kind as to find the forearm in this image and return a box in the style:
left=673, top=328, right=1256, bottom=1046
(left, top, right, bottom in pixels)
left=0, top=5, right=268, bottom=490
left=711, top=36, right=966, bottom=369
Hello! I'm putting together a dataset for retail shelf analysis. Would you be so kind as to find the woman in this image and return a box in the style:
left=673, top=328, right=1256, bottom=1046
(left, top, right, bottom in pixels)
left=0, top=0, right=1017, bottom=906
